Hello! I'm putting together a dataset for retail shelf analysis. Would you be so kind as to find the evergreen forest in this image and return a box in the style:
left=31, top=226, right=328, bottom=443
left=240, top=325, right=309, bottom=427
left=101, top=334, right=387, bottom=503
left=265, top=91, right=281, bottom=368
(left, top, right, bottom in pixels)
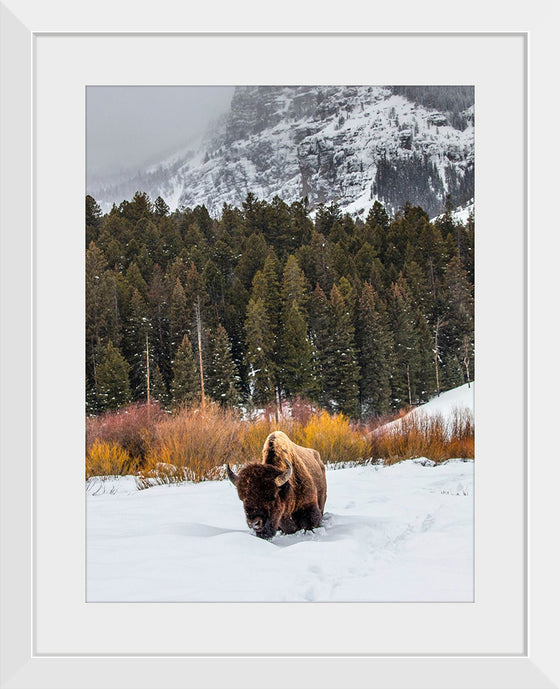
left=86, top=191, right=474, bottom=419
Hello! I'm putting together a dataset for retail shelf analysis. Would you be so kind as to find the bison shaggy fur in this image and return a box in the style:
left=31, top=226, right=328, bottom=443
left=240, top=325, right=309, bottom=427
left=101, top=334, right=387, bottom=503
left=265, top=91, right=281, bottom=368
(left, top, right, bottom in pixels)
left=227, top=431, right=327, bottom=539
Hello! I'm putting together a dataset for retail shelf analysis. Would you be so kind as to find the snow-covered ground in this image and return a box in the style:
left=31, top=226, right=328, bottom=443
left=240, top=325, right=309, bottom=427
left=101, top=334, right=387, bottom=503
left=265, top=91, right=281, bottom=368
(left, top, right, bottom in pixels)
left=87, top=459, right=473, bottom=602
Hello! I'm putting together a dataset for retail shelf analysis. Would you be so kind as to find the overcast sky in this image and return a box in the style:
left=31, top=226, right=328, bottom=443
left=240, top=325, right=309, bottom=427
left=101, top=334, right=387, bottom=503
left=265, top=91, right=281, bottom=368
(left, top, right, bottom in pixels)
left=86, top=86, right=235, bottom=182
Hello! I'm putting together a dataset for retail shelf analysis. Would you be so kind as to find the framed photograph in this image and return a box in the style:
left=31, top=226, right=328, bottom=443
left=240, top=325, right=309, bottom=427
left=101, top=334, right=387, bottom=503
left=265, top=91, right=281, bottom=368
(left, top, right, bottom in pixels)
left=1, top=1, right=557, bottom=687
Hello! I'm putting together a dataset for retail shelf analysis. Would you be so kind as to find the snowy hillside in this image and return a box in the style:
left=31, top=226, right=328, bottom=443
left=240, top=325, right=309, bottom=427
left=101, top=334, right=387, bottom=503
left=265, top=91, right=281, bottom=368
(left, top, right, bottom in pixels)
left=410, top=382, right=473, bottom=418
left=89, top=85, right=474, bottom=219
left=87, top=458, right=473, bottom=602
left=376, top=382, right=474, bottom=438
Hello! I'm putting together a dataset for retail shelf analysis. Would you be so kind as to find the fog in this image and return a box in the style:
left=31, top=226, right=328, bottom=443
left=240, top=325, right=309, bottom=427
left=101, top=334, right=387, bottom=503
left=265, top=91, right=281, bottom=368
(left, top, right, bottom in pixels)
left=86, top=86, right=234, bottom=183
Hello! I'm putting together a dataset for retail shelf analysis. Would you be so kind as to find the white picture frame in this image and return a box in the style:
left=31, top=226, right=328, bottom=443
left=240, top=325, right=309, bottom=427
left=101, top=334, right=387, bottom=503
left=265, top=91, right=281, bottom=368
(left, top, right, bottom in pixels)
left=1, top=1, right=558, bottom=687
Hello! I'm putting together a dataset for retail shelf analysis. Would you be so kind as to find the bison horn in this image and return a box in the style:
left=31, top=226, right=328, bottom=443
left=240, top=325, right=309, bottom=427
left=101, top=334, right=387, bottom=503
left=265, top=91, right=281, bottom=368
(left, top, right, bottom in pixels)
left=275, top=459, right=292, bottom=487
left=226, top=464, right=238, bottom=486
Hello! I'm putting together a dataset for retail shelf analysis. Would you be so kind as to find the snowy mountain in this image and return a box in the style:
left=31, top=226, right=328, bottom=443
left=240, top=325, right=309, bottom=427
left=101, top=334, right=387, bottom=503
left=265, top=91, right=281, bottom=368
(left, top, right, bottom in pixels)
left=89, top=85, right=474, bottom=220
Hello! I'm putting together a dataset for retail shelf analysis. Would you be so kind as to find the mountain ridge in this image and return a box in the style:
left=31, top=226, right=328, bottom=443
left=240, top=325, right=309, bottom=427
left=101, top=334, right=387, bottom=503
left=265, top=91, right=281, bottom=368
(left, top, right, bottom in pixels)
left=89, top=85, right=474, bottom=219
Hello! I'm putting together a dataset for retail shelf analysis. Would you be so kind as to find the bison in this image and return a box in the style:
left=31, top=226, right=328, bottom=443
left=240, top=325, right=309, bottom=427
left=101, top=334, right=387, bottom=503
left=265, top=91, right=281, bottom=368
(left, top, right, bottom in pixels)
left=227, top=430, right=327, bottom=539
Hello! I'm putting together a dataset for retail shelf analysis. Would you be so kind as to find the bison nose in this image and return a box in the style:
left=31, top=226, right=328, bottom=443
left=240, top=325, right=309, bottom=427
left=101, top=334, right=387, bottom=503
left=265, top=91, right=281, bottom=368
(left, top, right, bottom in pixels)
left=249, top=518, right=263, bottom=530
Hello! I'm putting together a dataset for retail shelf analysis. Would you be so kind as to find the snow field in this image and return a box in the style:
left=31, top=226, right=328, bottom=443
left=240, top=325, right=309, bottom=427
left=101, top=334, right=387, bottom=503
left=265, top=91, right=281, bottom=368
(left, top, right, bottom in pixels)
left=87, top=458, right=473, bottom=602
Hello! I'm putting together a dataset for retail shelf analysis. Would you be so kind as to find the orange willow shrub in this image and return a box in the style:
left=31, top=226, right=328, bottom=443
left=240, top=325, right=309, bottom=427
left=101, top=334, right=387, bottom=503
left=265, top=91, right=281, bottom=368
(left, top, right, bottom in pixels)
left=142, top=402, right=242, bottom=482
left=369, top=408, right=474, bottom=464
left=295, top=411, right=369, bottom=464
left=86, top=440, right=135, bottom=479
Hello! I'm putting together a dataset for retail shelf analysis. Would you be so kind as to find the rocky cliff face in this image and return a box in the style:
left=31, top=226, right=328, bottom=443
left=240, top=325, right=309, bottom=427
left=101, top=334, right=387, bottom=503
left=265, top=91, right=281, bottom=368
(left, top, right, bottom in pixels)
left=90, top=85, right=474, bottom=219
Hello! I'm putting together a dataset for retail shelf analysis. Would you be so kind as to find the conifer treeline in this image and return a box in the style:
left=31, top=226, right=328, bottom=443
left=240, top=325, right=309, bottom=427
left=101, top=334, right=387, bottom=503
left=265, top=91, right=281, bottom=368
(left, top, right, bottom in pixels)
left=86, top=191, right=474, bottom=417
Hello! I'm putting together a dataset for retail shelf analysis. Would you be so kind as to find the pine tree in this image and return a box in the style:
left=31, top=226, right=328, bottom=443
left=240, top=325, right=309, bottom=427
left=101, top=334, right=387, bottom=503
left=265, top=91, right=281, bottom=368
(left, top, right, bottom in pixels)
left=154, top=196, right=170, bottom=216
left=280, top=254, right=308, bottom=313
left=296, top=230, right=332, bottom=294
left=441, top=256, right=474, bottom=388
left=125, top=262, right=148, bottom=299
left=167, top=256, right=189, bottom=289
left=308, top=285, right=331, bottom=407
left=242, top=192, right=265, bottom=234
left=206, top=324, right=240, bottom=406
left=251, top=250, right=281, bottom=336
left=403, top=260, right=433, bottom=320
left=414, top=308, right=437, bottom=402
left=417, top=221, right=446, bottom=297
left=86, top=242, right=116, bottom=347
left=244, top=297, right=276, bottom=407
left=148, top=265, right=171, bottom=385
left=289, top=198, right=313, bottom=249
left=183, top=262, right=207, bottom=308
left=150, top=364, right=170, bottom=408
left=324, top=285, right=360, bottom=416
left=387, top=278, right=420, bottom=407
left=463, top=212, right=475, bottom=283
left=169, top=277, right=190, bottom=354
left=171, top=335, right=200, bottom=406
left=96, top=341, right=131, bottom=411
left=331, top=241, right=357, bottom=281
left=234, top=232, right=268, bottom=290
left=123, top=288, right=152, bottom=401
left=314, top=201, right=342, bottom=236
left=355, top=242, right=377, bottom=282
left=86, top=242, right=121, bottom=408
left=441, top=351, right=465, bottom=389
left=86, top=195, right=103, bottom=246
left=182, top=222, right=208, bottom=269
left=276, top=255, right=314, bottom=399
left=262, top=195, right=293, bottom=257
left=158, top=215, right=183, bottom=268
left=336, top=276, right=357, bottom=321
left=357, top=283, right=394, bottom=415
left=139, top=219, right=163, bottom=266
left=277, top=301, right=315, bottom=399
left=126, top=191, right=153, bottom=223
left=365, top=204, right=389, bottom=258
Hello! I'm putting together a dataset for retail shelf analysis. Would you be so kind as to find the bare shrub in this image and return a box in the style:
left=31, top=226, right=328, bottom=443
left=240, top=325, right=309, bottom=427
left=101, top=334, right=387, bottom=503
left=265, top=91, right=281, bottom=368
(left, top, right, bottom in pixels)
left=86, top=402, right=166, bottom=464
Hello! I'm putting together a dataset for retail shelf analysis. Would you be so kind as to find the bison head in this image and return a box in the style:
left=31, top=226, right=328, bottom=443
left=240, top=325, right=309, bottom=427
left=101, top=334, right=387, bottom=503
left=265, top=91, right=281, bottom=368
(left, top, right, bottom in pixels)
left=227, top=460, right=292, bottom=539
